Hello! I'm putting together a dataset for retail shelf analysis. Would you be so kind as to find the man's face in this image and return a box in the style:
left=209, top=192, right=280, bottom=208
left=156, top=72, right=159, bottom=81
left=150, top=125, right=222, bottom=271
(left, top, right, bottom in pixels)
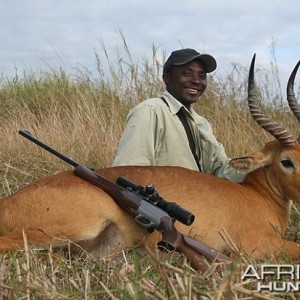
left=163, top=60, right=207, bottom=108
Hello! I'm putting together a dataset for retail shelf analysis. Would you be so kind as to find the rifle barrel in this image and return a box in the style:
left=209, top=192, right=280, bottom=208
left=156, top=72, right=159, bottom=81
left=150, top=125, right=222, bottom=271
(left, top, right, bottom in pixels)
left=19, top=130, right=79, bottom=168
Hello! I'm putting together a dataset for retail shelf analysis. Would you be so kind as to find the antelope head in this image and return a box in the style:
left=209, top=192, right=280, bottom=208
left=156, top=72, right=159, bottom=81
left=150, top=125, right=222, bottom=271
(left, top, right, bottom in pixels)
left=230, top=55, right=300, bottom=203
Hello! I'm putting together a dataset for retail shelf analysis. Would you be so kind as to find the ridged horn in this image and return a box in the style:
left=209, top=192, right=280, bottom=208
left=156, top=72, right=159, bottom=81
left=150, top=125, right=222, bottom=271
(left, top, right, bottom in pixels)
left=248, top=54, right=295, bottom=146
left=287, top=60, right=300, bottom=122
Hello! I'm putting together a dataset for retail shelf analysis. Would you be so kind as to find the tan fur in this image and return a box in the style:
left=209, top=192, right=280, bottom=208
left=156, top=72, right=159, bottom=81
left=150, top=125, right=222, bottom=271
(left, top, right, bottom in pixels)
left=1, top=139, right=300, bottom=260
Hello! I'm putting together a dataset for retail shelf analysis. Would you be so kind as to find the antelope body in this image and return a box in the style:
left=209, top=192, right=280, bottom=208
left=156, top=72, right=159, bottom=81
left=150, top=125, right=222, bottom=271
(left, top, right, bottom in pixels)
left=0, top=56, right=300, bottom=261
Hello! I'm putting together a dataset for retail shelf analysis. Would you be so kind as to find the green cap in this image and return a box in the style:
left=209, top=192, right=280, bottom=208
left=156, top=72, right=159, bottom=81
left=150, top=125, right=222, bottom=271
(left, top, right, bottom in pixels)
left=163, top=48, right=217, bottom=73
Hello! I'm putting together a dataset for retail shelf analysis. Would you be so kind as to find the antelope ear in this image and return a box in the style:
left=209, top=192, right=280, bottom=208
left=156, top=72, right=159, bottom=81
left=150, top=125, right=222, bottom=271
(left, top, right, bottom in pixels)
left=229, top=156, right=270, bottom=173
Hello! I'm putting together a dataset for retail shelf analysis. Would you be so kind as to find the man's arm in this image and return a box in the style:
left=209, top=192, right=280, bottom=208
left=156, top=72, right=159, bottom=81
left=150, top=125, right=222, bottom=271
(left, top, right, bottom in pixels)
left=210, top=144, right=245, bottom=182
left=197, top=119, right=245, bottom=182
left=113, top=104, right=158, bottom=167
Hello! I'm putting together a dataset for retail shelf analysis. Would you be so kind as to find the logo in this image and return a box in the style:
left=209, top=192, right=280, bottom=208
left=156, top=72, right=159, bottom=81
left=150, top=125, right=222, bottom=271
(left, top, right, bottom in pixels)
left=241, top=264, right=300, bottom=292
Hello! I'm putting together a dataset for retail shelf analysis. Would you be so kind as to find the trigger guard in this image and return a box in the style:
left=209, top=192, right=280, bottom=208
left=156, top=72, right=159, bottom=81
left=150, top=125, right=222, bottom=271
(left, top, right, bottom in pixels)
left=135, top=214, right=156, bottom=231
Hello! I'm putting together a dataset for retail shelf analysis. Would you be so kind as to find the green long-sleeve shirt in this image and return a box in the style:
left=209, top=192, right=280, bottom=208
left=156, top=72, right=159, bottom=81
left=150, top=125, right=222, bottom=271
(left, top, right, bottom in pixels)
left=113, top=91, right=244, bottom=182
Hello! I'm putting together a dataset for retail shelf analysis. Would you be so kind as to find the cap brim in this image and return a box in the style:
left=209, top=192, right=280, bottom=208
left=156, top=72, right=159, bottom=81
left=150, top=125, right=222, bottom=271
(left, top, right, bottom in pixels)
left=174, top=54, right=217, bottom=73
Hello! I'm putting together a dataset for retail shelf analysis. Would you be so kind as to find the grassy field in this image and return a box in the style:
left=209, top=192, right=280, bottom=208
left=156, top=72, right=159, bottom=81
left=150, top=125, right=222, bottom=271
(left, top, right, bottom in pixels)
left=0, top=46, right=300, bottom=299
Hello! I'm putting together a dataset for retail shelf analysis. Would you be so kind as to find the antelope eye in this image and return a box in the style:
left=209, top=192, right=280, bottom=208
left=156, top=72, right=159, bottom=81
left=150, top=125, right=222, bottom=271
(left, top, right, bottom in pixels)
left=280, top=159, right=295, bottom=169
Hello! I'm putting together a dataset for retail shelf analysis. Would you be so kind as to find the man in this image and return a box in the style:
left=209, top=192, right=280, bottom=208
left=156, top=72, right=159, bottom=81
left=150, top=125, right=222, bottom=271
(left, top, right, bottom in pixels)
left=113, top=48, right=244, bottom=182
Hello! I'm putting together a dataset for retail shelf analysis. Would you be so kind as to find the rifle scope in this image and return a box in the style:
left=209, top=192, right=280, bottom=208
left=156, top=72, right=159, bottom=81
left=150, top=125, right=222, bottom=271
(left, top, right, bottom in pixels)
left=116, top=176, right=195, bottom=226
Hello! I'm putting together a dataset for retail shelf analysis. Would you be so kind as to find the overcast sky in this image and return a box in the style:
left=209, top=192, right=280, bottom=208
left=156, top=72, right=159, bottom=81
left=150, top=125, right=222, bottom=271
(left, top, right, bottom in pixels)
left=1, top=0, right=300, bottom=83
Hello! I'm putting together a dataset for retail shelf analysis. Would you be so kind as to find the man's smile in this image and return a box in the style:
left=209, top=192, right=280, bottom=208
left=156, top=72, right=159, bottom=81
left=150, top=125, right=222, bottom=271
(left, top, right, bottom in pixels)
left=185, top=87, right=202, bottom=96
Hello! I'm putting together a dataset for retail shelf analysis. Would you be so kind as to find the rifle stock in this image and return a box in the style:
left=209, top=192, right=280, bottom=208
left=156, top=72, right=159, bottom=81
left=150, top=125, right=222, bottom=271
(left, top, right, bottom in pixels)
left=19, top=130, right=231, bottom=271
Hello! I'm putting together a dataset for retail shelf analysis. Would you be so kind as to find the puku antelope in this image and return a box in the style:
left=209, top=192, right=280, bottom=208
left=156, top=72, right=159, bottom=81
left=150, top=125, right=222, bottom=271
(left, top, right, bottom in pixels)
left=0, top=55, right=300, bottom=261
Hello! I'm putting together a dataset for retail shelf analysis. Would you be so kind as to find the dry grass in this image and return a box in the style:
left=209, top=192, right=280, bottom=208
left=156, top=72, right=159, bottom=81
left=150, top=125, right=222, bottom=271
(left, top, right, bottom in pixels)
left=0, top=244, right=289, bottom=300
left=0, top=43, right=300, bottom=299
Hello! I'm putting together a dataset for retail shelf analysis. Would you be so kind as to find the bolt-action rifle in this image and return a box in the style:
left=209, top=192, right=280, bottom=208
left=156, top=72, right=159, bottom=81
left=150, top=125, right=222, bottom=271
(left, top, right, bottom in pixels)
left=19, top=130, right=230, bottom=271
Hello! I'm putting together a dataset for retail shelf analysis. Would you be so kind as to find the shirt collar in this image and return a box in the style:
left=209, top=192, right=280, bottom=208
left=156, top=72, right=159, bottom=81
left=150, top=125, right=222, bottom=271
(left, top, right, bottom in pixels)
left=161, top=91, right=197, bottom=120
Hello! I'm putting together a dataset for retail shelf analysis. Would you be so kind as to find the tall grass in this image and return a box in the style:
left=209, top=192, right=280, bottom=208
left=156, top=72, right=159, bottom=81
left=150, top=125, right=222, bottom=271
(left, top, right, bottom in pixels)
left=0, top=41, right=300, bottom=298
